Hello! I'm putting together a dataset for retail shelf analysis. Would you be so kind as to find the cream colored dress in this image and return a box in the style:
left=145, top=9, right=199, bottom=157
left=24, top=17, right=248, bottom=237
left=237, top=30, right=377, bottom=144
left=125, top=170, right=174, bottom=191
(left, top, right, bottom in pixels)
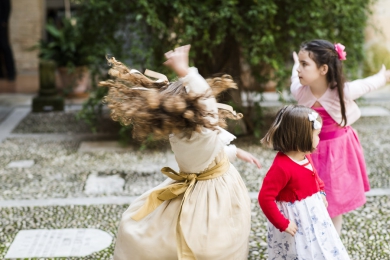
left=113, top=68, right=251, bottom=260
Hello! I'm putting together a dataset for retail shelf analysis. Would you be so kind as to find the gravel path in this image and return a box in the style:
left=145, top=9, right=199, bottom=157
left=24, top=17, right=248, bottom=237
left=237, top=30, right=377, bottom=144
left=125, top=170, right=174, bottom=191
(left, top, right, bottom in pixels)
left=0, top=102, right=390, bottom=259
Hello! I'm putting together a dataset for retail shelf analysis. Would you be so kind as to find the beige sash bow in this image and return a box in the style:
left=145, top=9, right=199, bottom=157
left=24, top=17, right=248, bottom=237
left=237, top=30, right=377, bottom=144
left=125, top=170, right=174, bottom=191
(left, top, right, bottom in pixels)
left=132, top=157, right=230, bottom=221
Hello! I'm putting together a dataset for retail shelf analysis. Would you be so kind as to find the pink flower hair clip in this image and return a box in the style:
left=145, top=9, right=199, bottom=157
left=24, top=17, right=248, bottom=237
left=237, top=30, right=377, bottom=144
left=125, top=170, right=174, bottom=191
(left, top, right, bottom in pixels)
left=334, top=43, right=347, bottom=61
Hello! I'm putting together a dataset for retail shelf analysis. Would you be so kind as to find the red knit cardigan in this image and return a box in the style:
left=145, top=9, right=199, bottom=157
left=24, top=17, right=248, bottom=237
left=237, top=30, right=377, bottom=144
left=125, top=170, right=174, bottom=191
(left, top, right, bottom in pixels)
left=258, top=152, right=325, bottom=232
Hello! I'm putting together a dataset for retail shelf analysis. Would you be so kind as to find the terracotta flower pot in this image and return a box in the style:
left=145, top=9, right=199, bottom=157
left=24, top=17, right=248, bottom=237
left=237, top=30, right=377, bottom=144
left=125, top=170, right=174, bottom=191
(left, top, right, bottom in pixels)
left=57, top=66, right=90, bottom=98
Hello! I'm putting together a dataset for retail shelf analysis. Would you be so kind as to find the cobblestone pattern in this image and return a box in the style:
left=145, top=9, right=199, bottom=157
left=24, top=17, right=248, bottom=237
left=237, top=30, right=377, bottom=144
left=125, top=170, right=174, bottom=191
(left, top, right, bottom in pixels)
left=1, top=197, right=390, bottom=259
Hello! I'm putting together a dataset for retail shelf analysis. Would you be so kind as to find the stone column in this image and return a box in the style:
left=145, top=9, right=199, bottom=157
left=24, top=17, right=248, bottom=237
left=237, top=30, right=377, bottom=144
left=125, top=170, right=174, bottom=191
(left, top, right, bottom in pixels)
left=32, top=60, right=64, bottom=112
left=7, top=0, right=44, bottom=93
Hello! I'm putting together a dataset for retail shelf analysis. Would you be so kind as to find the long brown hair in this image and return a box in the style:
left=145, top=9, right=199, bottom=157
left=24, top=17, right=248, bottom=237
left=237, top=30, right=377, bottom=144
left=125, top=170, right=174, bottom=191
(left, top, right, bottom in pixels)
left=261, top=105, right=322, bottom=153
left=99, top=57, right=242, bottom=140
left=300, top=39, right=347, bottom=126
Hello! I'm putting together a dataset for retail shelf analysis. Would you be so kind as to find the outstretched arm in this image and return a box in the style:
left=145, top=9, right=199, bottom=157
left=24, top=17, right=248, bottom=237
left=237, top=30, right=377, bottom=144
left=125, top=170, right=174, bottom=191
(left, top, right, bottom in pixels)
left=292, top=51, right=299, bottom=78
left=236, top=148, right=262, bottom=169
left=163, top=45, right=190, bottom=78
left=164, top=45, right=211, bottom=95
left=290, top=51, right=303, bottom=98
left=164, top=45, right=218, bottom=124
left=385, top=67, right=390, bottom=83
left=345, top=65, right=390, bottom=100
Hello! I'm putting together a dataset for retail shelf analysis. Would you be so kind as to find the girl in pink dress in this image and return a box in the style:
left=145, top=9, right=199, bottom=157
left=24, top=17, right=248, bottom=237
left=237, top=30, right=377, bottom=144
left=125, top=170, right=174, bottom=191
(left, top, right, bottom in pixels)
left=290, top=39, right=390, bottom=233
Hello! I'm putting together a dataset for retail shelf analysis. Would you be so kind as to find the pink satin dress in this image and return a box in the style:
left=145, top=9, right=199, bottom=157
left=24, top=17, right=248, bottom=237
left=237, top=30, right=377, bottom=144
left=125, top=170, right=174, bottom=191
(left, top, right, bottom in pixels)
left=311, top=107, right=370, bottom=217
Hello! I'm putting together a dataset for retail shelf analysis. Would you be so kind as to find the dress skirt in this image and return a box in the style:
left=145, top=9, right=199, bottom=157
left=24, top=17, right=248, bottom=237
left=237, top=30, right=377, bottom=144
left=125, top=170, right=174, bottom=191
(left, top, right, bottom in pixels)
left=311, top=107, right=369, bottom=217
left=267, top=192, right=350, bottom=260
left=113, top=163, right=251, bottom=260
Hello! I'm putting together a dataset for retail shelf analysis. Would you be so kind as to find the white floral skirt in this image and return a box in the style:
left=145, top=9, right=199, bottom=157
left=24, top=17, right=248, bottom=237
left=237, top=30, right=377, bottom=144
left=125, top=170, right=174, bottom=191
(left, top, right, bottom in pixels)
left=267, top=192, right=350, bottom=260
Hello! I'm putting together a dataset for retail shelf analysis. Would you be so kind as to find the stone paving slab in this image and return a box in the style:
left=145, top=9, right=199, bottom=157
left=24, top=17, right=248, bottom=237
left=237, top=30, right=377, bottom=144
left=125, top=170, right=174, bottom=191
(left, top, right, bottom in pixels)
left=0, top=94, right=89, bottom=108
left=6, top=159, right=35, bottom=168
left=5, top=228, right=112, bottom=258
left=78, top=141, right=134, bottom=153
left=0, top=106, right=13, bottom=124
left=360, top=106, right=390, bottom=117
left=0, top=204, right=122, bottom=260
left=84, top=173, right=125, bottom=195
left=0, top=94, right=34, bottom=107
left=0, top=107, right=30, bottom=143
left=0, top=196, right=137, bottom=208
left=0, top=190, right=385, bottom=208
left=8, top=132, right=119, bottom=141
left=360, top=85, right=390, bottom=102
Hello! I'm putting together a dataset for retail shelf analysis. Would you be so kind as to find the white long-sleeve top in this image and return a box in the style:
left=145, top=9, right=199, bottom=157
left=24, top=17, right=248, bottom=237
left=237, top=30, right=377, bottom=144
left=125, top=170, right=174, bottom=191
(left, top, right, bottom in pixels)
left=169, top=68, right=237, bottom=173
left=291, top=64, right=387, bottom=125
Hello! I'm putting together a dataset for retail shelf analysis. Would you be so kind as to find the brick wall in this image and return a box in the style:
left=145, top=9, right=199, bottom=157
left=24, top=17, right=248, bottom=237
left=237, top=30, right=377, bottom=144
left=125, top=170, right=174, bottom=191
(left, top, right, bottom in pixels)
left=7, top=0, right=44, bottom=93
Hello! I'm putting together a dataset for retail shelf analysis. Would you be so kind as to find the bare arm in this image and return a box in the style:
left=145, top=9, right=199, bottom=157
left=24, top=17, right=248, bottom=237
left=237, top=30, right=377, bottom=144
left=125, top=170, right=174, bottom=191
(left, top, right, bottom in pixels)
left=163, top=45, right=190, bottom=78
left=290, top=52, right=303, bottom=98
left=236, top=148, right=262, bottom=169
left=163, top=45, right=218, bottom=124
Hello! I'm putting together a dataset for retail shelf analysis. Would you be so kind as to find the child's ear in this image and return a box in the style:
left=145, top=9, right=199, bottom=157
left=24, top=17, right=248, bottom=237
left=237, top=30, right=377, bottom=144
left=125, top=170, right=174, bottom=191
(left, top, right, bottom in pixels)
left=320, top=64, right=328, bottom=75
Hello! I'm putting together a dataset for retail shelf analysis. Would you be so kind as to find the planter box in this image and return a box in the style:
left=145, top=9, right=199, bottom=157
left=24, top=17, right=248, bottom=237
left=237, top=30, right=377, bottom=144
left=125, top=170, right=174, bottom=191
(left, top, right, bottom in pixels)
left=57, top=66, right=91, bottom=98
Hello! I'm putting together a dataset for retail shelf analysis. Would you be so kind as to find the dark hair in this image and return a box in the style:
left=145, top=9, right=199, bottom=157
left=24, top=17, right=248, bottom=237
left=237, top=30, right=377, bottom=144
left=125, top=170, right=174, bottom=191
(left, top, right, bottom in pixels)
left=261, top=105, right=322, bottom=153
left=300, top=39, right=347, bottom=126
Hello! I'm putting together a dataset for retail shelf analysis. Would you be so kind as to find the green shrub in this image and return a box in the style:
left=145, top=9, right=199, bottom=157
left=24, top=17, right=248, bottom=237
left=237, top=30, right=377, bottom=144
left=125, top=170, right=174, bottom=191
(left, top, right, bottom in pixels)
left=38, top=18, right=89, bottom=67
left=74, top=0, right=375, bottom=140
left=363, top=43, right=390, bottom=77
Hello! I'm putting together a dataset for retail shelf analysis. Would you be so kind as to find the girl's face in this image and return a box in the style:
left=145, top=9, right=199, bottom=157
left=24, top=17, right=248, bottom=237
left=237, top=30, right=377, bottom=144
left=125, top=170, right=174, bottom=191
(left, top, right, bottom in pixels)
left=312, top=128, right=321, bottom=149
left=297, top=50, right=323, bottom=86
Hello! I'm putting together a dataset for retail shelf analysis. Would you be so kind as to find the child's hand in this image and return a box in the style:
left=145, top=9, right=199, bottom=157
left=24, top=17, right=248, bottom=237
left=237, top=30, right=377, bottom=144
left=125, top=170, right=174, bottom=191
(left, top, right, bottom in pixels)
left=284, top=221, right=298, bottom=236
left=321, top=194, right=328, bottom=208
left=293, top=51, right=299, bottom=66
left=382, top=65, right=390, bottom=83
left=163, top=45, right=191, bottom=78
left=236, top=148, right=262, bottom=169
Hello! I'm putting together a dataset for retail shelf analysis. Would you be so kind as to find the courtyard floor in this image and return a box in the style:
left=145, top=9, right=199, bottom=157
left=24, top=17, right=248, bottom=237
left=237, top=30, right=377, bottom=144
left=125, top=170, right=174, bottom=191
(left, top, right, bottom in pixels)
left=0, top=91, right=390, bottom=260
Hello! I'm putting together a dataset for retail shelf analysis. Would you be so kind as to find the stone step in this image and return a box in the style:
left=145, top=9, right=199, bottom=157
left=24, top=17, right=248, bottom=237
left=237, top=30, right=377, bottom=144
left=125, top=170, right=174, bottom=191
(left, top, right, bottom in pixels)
left=0, top=107, right=13, bottom=124
left=0, top=189, right=388, bottom=208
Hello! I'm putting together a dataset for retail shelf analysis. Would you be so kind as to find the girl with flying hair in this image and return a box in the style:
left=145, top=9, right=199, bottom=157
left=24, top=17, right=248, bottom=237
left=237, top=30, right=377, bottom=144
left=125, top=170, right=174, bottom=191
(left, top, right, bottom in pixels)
left=291, top=39, right=390, bottom=233
left=100, top=45, right=261, bottom=260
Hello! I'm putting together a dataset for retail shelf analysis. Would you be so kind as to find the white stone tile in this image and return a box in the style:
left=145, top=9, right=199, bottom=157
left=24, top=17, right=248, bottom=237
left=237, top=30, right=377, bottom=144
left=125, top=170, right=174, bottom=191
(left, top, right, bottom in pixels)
left=0, top=196, right=136, bottom=207
left=6, top=160, right=35, bottom=168
left=78, top=141, right=133, bottom=153
left=362, top=85, right=390, bottom=99
left=84, top=172, right=125, bottom=195
left=5, top=229, right=112, bottom=258
left=0, top=107, right=30, bottom=143
left=366, top=188, right=390, bottom=196
left=360, top=106, right=390, bottom=117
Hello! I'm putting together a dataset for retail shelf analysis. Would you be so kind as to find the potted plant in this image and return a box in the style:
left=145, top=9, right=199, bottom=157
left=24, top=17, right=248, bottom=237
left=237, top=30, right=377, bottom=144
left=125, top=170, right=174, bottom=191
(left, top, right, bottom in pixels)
left=38, top=18, right=91, bottom=97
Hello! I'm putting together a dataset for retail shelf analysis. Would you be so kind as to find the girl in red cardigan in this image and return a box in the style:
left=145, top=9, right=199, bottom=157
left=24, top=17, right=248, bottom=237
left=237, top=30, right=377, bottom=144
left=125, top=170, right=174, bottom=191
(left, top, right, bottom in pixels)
left=258, top=105, right=350, bottom=259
